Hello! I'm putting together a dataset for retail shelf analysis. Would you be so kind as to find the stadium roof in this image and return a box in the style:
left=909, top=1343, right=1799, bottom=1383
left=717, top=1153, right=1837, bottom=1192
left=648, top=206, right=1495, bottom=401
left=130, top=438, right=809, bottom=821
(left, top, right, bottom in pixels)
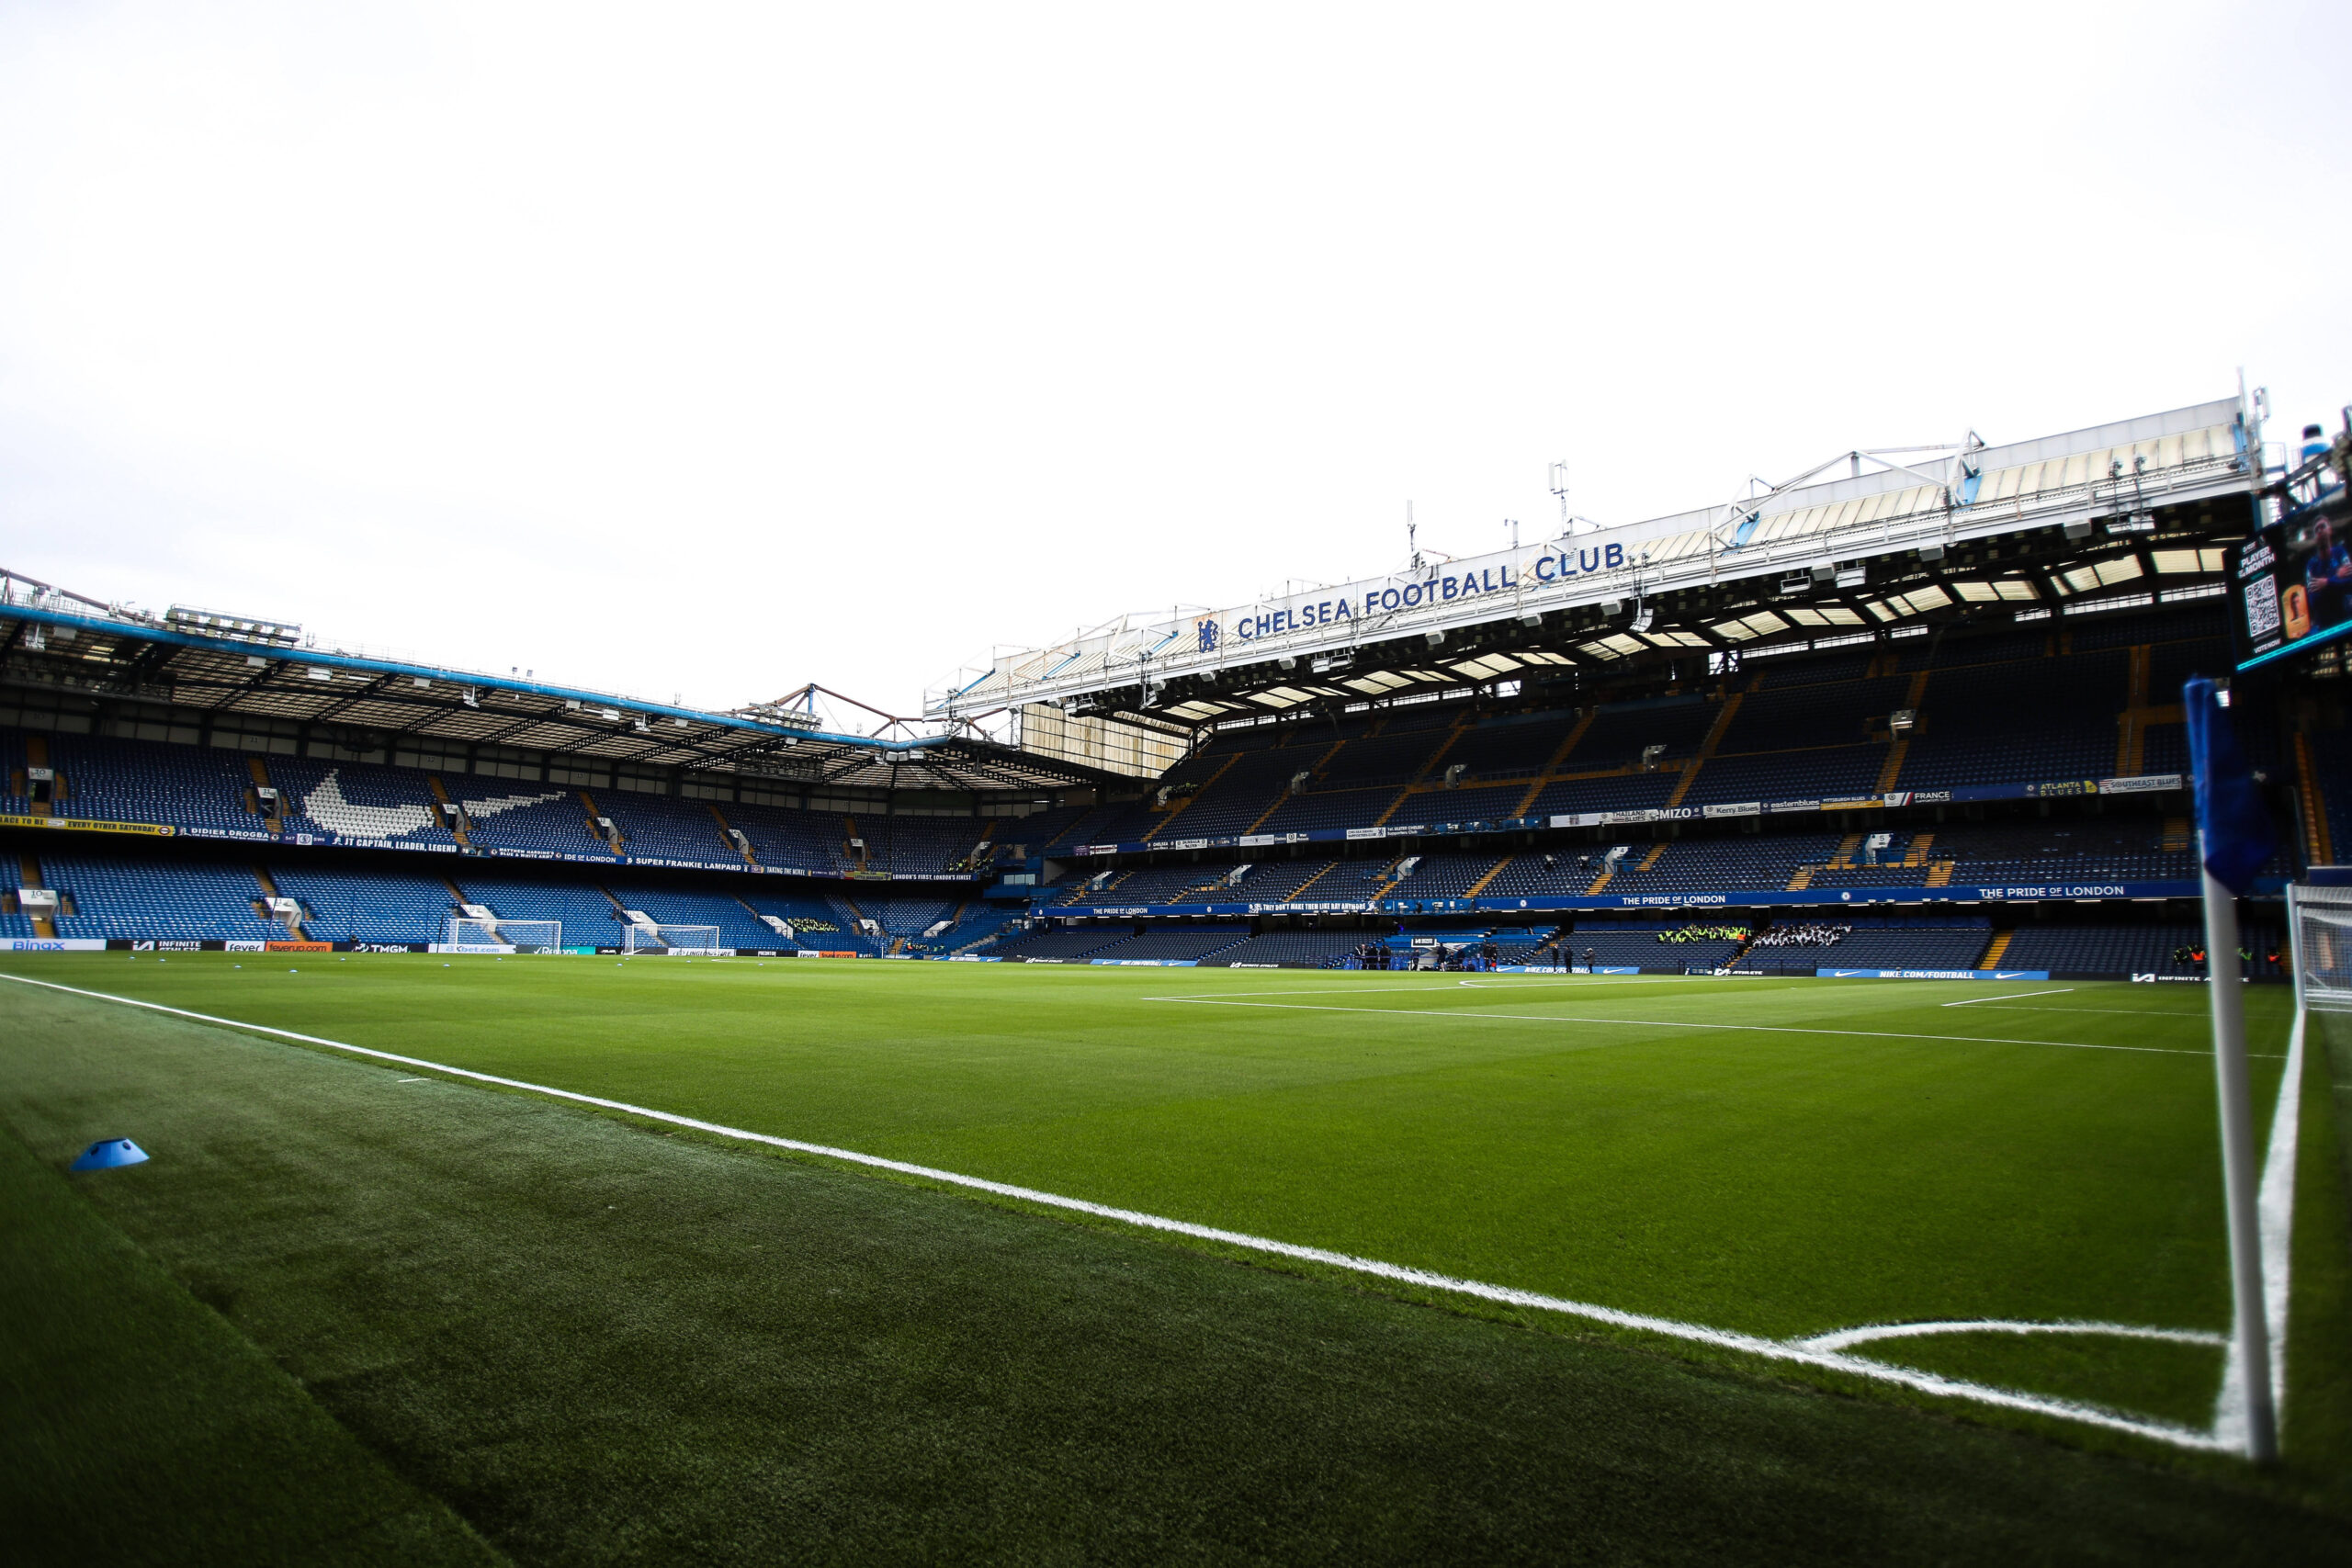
left=931, top=396, right=2259, bottom=728
left=0, top=574, right=1123, bottom=795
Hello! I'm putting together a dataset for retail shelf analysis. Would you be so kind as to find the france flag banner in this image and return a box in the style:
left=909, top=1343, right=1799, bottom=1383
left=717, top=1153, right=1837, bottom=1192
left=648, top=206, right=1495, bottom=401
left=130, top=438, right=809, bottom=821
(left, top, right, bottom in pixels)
left=2183, top=677, right=2273, bottom=895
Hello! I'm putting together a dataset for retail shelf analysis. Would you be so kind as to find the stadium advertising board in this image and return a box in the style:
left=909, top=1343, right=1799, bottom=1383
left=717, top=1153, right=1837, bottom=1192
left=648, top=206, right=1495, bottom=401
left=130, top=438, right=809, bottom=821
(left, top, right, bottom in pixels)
left=0, top=814, right=176, bottom=837
left=1819, top=968, right=2053, bottom=981
left=1043, top=878, right=2199, bottom=919
left=1051, top=776, right=2185, bottom=862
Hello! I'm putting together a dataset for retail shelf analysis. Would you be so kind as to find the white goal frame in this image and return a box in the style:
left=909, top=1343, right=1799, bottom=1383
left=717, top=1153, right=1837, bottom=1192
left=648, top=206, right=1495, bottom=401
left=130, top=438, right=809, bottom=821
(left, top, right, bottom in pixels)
left=447, top=917, right=561, bottom=953
left=623, top=923, right=723, bottom=956
left=2289, top=881, right=2352, bottom=1014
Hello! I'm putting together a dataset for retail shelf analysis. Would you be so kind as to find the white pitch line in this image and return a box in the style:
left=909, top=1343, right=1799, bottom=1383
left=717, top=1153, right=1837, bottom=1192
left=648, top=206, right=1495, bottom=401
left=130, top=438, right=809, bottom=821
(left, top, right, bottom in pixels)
left=1800, top=1318, right=2226, bottom=1354
left=0, top=970, right=2224, bottom=1452
left=1942, top=989, right=2075, bottom=1007
left=1142, top=995, right=2226, bottom=1057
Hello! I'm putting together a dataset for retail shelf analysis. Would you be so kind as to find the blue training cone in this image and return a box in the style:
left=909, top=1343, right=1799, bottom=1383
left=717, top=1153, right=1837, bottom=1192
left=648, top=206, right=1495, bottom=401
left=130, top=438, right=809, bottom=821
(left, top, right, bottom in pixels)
left=71, top=1138, right=149, bottom=1171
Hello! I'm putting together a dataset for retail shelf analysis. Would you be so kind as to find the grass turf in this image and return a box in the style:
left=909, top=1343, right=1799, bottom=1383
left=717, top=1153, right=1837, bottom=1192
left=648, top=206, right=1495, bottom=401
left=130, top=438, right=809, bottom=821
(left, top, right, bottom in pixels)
left=0, top=954, right=2297, bottom=1427
left=3, top=968, right=2347, bottom=1563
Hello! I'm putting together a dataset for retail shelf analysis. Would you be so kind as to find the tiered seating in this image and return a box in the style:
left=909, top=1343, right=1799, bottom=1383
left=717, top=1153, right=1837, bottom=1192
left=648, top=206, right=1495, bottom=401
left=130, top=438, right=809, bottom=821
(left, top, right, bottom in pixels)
left=1524, top=771, right=1678, bottom=818
left=1685, top=748, right=1883, bottom=805
left=857, top=818, right=994, bottom=876
left=268, top=759, right=457, bottom=846
left=1776, top=916, right=1992, bottom=972
left=737, top=889, right=877, bottom=953
left=1050, top=863, right=1211, bottom=906
left=1442, top=711, right=1582, bottom=784
left=1147, top=747, right=1322, bottom=840
left=1251, top=785, right=1405, bottom=834
left=600, top=794, right=734, bottom=863
left=606, top=883, right=778, bottom=950
left=1561, top=920, right=1746, bottom=970
left=449, top=873, right=624, bottom=943
left=1998, top=922, right=2284, bottom=978
left=1899, top=653, right=2128, bottom=788
left=47, top=735, right=261, bottom=834
left=1382, top=852, right=1508, bottom=898
left=721, top=800, right=854, bottom=874
left=1085, top=926, right=1252, bottom=962
left=1198, top=930, right=1365, bottom=966
left=270, top=863, right=455, bottom=943
left=1568, top=834, right=1838, bottom=897
left=44, top=852, right=282, bottom=942
left=453, top=784, right=602, bottom=856
left=1921, top=822, right=2192, bottom=885
left=991, top=926, right=1133, bottom=961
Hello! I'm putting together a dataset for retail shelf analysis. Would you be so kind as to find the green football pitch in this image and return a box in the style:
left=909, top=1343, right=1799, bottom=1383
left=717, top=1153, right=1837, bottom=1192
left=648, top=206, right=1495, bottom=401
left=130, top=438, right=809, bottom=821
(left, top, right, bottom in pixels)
left=6, top=951, right=2351, bottom=1561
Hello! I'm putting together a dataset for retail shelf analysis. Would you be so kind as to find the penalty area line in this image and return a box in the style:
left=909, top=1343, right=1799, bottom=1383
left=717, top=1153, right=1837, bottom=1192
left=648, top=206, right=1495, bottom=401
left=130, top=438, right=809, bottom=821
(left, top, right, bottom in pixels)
left=1942, top=989, right=2075, bottom=1007
left=0, top=970, right=2228, bottom=1455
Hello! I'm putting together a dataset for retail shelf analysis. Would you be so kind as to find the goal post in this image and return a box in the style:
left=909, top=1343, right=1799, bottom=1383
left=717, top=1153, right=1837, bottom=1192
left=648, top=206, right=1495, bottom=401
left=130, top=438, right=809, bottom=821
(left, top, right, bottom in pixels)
left=446, top=917, right=560, bottom=953
left=622, top=923, right=723, bottom=956
left=2289, top=880, right=2352, bottom=1014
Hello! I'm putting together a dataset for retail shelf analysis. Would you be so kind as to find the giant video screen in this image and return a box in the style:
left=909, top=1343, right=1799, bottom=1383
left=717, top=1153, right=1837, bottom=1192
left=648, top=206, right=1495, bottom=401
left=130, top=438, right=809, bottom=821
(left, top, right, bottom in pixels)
left=2237, top=501, right=2352, bottom=668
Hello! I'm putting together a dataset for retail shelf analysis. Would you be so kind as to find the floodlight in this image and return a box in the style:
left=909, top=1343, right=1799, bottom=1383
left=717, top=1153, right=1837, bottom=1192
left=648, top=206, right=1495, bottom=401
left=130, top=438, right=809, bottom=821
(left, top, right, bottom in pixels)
left=1918, top=544, right=1945, bottom=562
left=1518, top=612, right=1542, bottom=627
left=1834, top=565, right=1867, bottom=589
left=1629, top=605, right=1654, bottom=634
left=2064, top=518, right=2092, bottom=540
left=1424, top=629, right=1446, bottom=647
left=1778, top=575, right=1810, bottom=596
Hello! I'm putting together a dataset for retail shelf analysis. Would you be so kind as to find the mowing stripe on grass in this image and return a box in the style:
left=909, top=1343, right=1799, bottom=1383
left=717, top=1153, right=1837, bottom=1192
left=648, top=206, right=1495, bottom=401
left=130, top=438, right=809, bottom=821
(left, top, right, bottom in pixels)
left=0, top=970, right=2245, bottom=1454
left=1143, top=994, right=2254, bottom=1057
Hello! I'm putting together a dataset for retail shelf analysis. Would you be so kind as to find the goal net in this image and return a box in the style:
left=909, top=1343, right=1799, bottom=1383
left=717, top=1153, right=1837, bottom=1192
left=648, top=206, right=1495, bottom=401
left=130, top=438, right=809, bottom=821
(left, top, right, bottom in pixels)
left=447, top=917, right=561, bottom=953
left=2290, top=882, right=2352, bottom=1014
left=623, top=923, right=722, bottom=956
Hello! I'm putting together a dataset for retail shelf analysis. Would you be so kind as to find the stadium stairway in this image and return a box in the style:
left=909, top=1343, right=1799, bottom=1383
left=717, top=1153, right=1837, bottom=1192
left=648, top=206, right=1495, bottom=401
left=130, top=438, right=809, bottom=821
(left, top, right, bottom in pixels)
left=2293, top=733, right=2336, bottom=866
left=578, top=792, right=625, bottom=855
left=1508, top=709, right=1598, bottom=815
left=1978, top=930, right=2014, bottom=968
left=247, top=757, right=282, bottom=832
left=710, top=804, right=758, bottom=865
left=1143, top=750, right=1244, bottom=841
left=1664, top=691, right=1744, bottom=809
left=1460, top=855, right=1513, bottom=898
left=250, top=864, right=306, bottom=939
left=17, top=852, right=56, bottom=937
left=424, top=775, right=473, bottom=849
left=1370, top=718, right=1469, bottom=829
left=20, top=735, right=51, bottom=818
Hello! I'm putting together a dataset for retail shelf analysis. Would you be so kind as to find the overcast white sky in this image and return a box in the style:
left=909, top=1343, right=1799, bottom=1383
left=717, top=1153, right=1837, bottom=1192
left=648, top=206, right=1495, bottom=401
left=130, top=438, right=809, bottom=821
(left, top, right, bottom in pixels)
left=2, top=2, right=2345, bottom=725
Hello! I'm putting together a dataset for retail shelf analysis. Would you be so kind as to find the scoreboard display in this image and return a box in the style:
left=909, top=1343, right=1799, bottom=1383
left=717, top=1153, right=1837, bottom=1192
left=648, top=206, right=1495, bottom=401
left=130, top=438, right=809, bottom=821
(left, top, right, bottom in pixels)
left=2237, top=475, right=2352, bottom=670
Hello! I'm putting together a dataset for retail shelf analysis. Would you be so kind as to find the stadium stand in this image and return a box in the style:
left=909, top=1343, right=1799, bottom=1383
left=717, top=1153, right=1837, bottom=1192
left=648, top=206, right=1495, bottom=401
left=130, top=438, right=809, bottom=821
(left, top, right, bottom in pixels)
left=992, top=926, right=1135, bottom=961
left=1199, top=930, right=1367, bottom=967
left=448, top=872, right=626, bottom=944
left=270, top=863, right=456, bottom=944
left=43, top=852, right=285, bottom=942
left=269, top=759, right=458, bottom=847
left=1085, top=926, right=1253, bottom=962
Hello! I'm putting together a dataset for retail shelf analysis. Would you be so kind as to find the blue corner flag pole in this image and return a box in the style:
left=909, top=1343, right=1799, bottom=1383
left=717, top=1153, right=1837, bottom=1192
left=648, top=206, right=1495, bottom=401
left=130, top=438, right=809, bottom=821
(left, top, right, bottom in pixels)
left=2184, top=675, right=2278, bottom=1461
